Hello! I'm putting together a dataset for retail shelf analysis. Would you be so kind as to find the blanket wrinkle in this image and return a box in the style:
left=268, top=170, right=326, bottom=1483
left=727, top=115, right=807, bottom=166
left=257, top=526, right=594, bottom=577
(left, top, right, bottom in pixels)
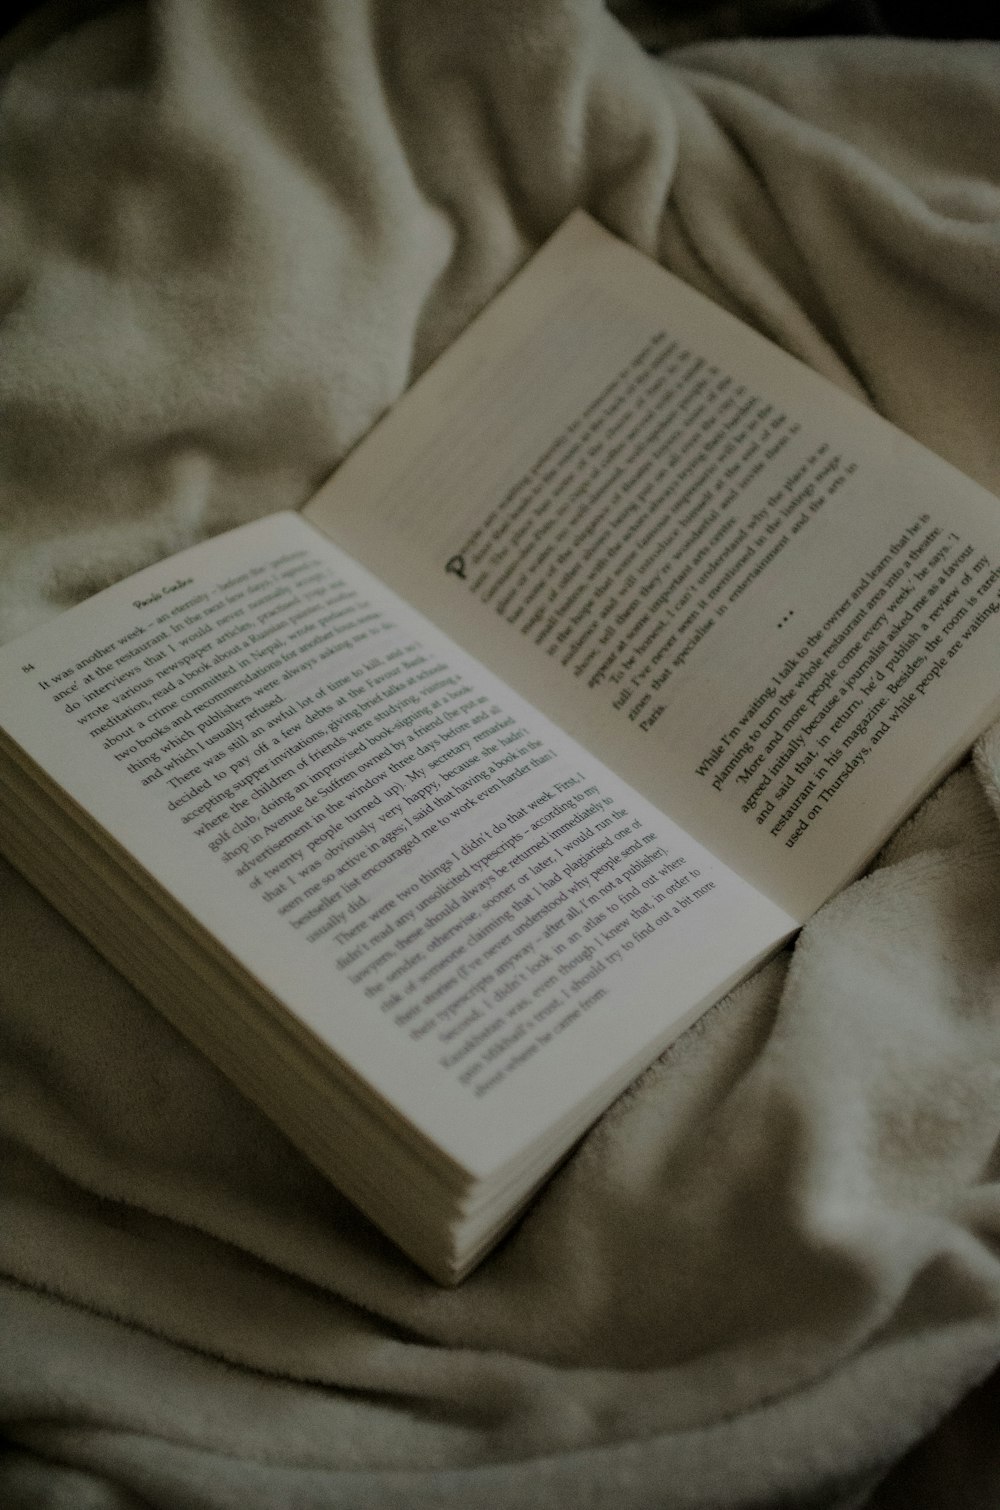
left=3, top=4, right=1000, bottom=1507
left=671, top=42, right=1000, bottom=486
left=658, top=67, right=876, bottom=403
left=6, top=1284, right=1000, bottom=1510
left=665, top=50, right=1000, bottom=450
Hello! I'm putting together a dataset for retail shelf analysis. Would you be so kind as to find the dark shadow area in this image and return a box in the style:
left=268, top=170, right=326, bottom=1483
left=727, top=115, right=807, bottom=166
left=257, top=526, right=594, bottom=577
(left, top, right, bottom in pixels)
left=3, top=1, right=1000, bottom=43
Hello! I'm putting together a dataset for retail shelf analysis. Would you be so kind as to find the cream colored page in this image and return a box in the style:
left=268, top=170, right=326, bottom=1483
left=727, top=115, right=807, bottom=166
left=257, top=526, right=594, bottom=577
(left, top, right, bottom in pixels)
left=307, top=212, right=1000, bottom=919
left=0, top=512, right=792, bottom=1180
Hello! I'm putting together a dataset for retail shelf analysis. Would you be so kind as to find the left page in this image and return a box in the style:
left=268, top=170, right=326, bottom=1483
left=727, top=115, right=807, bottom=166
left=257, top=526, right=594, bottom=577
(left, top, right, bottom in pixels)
left=0, top=512, right=793, bottom=1181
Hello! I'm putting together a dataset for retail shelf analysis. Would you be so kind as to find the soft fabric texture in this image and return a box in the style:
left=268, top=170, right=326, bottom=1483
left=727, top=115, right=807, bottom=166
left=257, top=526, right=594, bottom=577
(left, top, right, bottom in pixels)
left=2, top=4, right=1000, bottom=1506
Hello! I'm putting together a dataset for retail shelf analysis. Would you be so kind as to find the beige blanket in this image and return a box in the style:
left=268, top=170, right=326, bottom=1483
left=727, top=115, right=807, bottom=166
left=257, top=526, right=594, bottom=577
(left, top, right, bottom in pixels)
left=3, top=4, right=1000, bottom=1505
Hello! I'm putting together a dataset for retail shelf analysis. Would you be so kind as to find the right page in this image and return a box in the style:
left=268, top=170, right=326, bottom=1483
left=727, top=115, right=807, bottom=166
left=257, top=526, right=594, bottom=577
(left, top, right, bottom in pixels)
left=307, top=213, right=1000, bottom=919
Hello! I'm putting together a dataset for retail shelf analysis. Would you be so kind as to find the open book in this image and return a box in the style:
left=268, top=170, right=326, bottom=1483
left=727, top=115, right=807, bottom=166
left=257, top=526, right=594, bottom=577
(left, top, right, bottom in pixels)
left=3, top=212, right=1000, bottom=1283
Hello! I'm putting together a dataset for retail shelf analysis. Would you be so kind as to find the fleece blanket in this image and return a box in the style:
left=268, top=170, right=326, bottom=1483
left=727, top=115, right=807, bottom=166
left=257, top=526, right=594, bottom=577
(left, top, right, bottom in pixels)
left=3, top=4, right=1000, bottom=1506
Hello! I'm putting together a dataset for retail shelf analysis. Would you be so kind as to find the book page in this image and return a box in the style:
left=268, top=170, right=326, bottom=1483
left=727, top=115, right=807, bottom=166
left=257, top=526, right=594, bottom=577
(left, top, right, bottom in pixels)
left=307, top=213, right=1000, bottom=919
left=0, top=512, right=792, bottom=1180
